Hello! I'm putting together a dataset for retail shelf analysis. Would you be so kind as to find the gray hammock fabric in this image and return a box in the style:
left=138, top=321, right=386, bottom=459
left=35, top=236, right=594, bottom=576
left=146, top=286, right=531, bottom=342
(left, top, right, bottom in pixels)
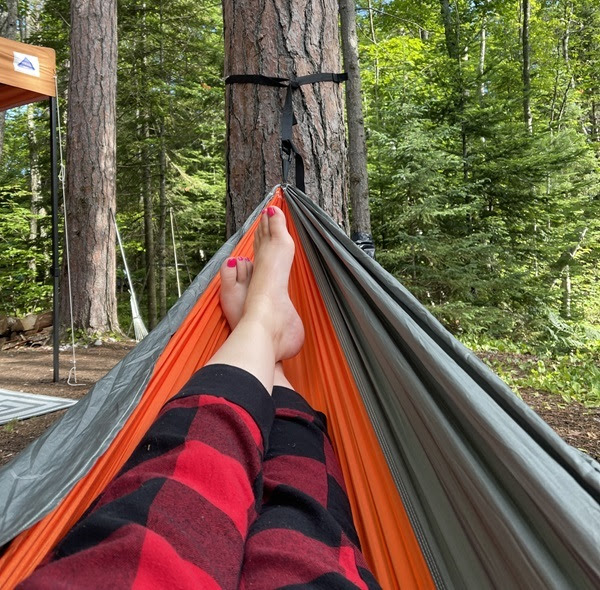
left=286, top=185, right=600, bottom=589
left=1, top=185, right=599, bottom=590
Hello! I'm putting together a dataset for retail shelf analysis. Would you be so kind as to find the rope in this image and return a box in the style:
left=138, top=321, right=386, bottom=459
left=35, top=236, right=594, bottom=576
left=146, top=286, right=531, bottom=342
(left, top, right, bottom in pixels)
left=54, top=76, right=81, bottom=386
left=111, top=210, right=148, bottom=342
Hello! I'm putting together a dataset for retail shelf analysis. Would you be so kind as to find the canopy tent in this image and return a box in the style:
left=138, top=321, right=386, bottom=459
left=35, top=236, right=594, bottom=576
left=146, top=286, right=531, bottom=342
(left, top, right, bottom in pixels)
left=0, top=37, right=56, bottom=111
left=0, top=185, right=598, bottom=589
left=0, top=36, right=60, bottom=381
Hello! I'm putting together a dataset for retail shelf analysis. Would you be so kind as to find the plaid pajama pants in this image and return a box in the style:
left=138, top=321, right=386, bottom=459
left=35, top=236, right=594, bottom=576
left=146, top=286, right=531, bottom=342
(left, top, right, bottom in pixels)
left=19, top=365, right=381, bottom=589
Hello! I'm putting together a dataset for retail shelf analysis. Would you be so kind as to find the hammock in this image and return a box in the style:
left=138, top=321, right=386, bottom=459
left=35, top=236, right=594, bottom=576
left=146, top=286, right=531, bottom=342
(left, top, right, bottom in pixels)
left=0, top=185, right=598, bottom=589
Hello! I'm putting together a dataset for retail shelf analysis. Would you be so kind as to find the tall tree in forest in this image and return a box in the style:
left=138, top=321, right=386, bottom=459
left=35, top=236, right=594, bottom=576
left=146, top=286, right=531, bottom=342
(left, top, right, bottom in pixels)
left=138, top=3, right=157, bottom=329
left=223, top=0, right=348, bottom=234
left=0, top=0, right=19, bottom=162
left=117, top=0, right=225, bottom=324
left=339, top=0, right=372, bottom=242
left=61, top=0, right=119, bottom=333
left=438, top=0, right=468, bottom=178
left=23, top=2, right=45, bottom=277
left=521, top=0, right=533, bottom=133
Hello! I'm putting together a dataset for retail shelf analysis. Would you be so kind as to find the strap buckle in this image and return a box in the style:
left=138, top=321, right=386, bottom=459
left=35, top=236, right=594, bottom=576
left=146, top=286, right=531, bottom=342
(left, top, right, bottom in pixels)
left=281, top=140, right=296, bottom=184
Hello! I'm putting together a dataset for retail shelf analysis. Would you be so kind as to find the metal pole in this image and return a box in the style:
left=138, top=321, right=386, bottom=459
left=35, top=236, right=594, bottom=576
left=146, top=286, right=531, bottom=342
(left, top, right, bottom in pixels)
left=50, top=96, right=60, bottom=383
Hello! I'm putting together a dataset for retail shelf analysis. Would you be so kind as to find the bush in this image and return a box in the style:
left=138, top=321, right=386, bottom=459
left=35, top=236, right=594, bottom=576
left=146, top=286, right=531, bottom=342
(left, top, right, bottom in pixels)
left=0, top=185, right=52, bottom=316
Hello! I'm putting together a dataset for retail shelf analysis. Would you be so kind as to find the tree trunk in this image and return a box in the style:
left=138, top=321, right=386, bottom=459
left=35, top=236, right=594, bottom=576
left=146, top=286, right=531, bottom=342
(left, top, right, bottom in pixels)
left=522, top=0, right=533, bottom=134
left=0, top=0, right=19, bottom=163
left=24, top=3, right=45, bottom=276
left=139, top=2, right=156, bottom=330
left=0, top=106, right=4, bottom=163
left=551, top=228, right=588, bottom=316
left=339, top=0, right=371, bottom=238
left=158, top=124, right=167, bottom=318
left=439, top=0, right=468, bottom=180
left=28, top=104, right=45, bottom=274
left=158, top=2, right=168, bottom=318
left=439, top=0, right=459, bottom=61
left=142, top=118, right=157, bottom=329
left=141, top=144, right=156, bottom=327
left=4, top=0, right=18, bottom=38
left=223, top=0, right=348, bottom=235
left=591, top=98, right=599, bottom=143
left=478, top=20, right=486, bottom=101
left=62, top=0, right=119, bottom=333
left=561, top=266, right=572, bottom=319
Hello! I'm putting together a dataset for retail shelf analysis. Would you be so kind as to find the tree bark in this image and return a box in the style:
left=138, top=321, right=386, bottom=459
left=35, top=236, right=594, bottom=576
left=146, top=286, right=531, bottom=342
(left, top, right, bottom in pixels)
left=439, top=0, right=468, bottom=180
left=223, top=0, right=348, bottom=235
left=551, top=227, right=588, bottom=317
left=522, top=0, right=533, bottom=134
left=478, top=20, right=486, bottom=101
left=339, top=0, right=371, bottom=238
left=158, top=124, right=167, bottom=318
left=158, top=2, right=168, bottom=318
left=439, top=0, right=459, bottom=61
left=561, top=265, right=572, bottom=319
left=24, top=3, right=45, bottom=276
left=591, top=98, right=599, bottom=143
left=62, top=0, right=119, bottom=333
left=28, top=104, right=45, bottom=274
left=142, top=118, right=157, bottom=329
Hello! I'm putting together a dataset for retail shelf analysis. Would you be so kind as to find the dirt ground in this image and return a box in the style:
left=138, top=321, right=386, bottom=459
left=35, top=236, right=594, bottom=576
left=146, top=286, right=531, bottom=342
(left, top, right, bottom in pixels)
left=0, top=343, right=598, bottom=467
left=0, top=341, right=135, bottom=466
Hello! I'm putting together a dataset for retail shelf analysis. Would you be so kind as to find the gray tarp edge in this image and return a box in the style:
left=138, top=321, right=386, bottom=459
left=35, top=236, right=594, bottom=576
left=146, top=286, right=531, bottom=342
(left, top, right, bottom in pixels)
left=0, top=187, right=275, bottom=549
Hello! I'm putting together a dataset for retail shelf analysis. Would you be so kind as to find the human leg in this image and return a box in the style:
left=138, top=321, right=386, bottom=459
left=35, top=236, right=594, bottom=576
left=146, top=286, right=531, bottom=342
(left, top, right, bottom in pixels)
left=218, top=265, right=380, bottom=588
left=19, top=207, right=303, bottom=590
left=239, top=373, right=381, bottom=590
left=206, top=206, right=304, bottom=392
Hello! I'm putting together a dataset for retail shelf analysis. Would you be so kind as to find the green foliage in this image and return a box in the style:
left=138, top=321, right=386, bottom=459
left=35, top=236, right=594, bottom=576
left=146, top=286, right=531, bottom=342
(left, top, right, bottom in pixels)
left=479, top=345, right=600, bottom=408
left=360, top=0, right=600, bottom=350
left=1, top=0, right=599, bottom=366
left=115, top=0, right=226, bottom=323
left=0, top=185, right=52, bottom=315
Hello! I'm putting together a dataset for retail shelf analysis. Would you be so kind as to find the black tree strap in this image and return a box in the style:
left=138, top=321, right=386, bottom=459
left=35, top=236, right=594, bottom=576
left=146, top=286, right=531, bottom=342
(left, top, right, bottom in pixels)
left=225, top=72, right=348, bottom=191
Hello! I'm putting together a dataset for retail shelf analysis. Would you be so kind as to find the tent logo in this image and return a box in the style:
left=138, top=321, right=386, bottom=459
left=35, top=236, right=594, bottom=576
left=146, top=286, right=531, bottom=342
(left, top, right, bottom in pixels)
left=13, top=51, right=41, bottom=77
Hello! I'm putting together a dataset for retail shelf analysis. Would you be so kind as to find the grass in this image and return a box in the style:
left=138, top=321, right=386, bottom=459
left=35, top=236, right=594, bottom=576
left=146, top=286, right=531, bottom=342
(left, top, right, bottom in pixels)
left=2, top=419, right=19, bottom=433
left=463, top=337, right=600, bottom=408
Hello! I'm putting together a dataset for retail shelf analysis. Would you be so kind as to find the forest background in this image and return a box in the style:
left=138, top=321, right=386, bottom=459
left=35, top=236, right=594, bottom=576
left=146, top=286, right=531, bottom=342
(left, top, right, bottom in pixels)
left=0, top=0, right=599, bottom=408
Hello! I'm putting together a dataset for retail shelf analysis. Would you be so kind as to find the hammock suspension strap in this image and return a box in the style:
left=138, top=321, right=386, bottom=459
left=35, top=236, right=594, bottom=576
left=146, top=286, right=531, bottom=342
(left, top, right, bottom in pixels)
left=225, top=72, right=348, bottom=191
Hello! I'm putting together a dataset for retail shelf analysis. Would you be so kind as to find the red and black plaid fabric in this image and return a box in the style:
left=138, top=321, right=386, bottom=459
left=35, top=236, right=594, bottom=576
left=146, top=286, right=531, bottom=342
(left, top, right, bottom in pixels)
left=19, top=365, right=380, bottom=590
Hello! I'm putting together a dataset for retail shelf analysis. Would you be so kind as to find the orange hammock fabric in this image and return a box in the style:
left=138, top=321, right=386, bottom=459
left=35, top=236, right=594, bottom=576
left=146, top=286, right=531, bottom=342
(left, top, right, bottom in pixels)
left=0, top=188, right=434, bottom=589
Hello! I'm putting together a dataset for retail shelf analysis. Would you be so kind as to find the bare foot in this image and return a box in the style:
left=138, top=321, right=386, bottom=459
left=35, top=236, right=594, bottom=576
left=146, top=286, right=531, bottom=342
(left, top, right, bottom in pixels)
left=220, top=256, right=253, bottom=329
left=240, top=206, right=304, bottom=362
left=208, top=207, right=303, bottom=390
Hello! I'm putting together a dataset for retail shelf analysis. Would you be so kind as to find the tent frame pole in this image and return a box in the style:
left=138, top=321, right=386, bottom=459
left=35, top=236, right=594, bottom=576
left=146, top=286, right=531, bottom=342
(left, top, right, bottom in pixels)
left=50, top=96, right=60, bottom=383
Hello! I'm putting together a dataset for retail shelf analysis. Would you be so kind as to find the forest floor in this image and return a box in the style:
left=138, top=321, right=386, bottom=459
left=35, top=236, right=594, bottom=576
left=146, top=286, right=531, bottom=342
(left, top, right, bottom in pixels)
left=0, top=343, right=598, bottom=467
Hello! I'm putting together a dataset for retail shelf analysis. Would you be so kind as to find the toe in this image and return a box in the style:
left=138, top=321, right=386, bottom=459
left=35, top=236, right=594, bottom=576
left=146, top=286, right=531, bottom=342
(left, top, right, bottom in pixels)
left=266, top=206, right=288, bottom=239
left=236, top=257, right=248, bottom=282
left=220, top=257, right=239, bottom=288
left=258, top=208, right=269, bottom=238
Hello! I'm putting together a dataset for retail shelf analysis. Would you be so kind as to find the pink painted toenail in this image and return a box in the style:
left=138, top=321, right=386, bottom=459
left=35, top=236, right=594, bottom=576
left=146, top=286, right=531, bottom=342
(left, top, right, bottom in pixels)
left=238, top=256, right=244, bottom=261
left=261, top=208, right=267, bottom=215
left=227, top=258, right=237, bottom=267
left=267, top=206, right=275, bottom=217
